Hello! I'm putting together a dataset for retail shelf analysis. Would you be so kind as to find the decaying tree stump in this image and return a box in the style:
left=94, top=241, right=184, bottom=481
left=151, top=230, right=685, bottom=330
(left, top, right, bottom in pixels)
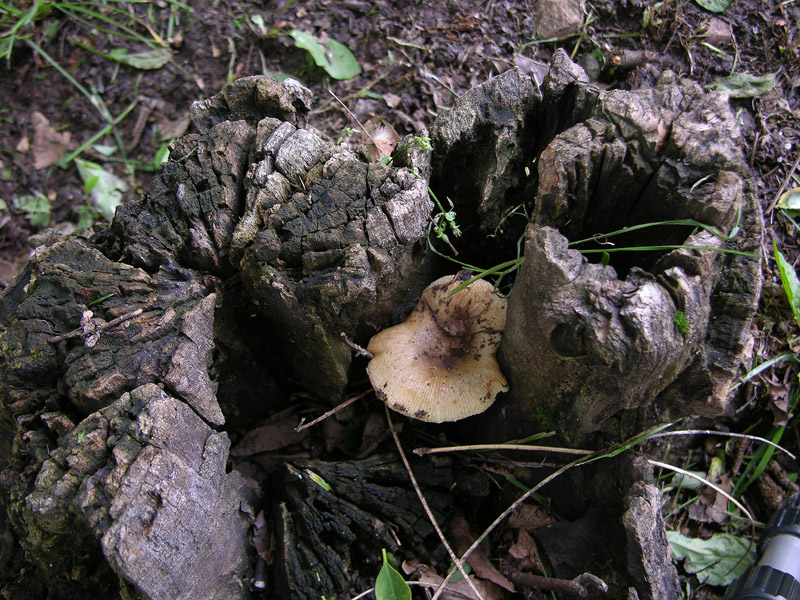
left=0, top=50, right=761, bottom=599
left=429, top=50, right=761, bottom=439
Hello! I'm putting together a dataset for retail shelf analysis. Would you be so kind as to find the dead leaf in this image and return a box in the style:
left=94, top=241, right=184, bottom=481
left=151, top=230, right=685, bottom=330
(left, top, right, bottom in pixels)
left=765, top=377, right=792, bottom=426
left=230, top=416, right=308, bottom=456
left=356, top=411, right=388, bottom=458
left=508, top=529, right=540, bottom=571
left=15, top=135, right=30, bottom=153
left=411, top=563, right=505, bottom=600
left=362, top=117, right=400, bottom=161
left=450, top=515, right=515, bottom=592
left=508, top=503, right=554, bottom=531
left=31, top=112, right=72, bottom=169
left=156, top=111, right=190, bottom=141
left=689, top=474, right=732, bottom=524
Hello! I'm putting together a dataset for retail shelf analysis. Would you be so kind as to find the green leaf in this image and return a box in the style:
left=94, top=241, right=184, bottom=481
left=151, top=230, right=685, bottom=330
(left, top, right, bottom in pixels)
left=324, top=39, right=361, bottom=80
left=75, top=159, right=128, bottom=221
left=375, top=549, right=411, bottom=600
left=288, top=29, right=361, bottom=80
left=110, top=47, right=172, bottom=70
left=668, top=531, right=753, bottom=587
left=304, top=469, right=332, bottom=491
left=773, top=240, right=800, bottom=324
left=12, top=192, right=51, bottom=227
left=708, top=73, right=776, bottom=98
left=777, top=187, right=800, bottom=216
left=288, top=29, right=329, bottom=70
left=693, top=0, right=732, bottom=12
left=153, top=143, right=170, bottom=169
left=84, top=174, right=100, bottom=195
left=76, top=205, right=97, bottom=229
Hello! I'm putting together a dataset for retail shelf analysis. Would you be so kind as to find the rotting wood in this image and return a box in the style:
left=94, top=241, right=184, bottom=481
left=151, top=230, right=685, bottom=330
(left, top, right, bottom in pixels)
left=0, top=50, right=762, bottom=599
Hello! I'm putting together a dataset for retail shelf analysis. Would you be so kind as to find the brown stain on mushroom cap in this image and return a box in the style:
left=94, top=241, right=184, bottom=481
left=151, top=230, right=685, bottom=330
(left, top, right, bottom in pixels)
left=366, top=273, right=508, bottom=423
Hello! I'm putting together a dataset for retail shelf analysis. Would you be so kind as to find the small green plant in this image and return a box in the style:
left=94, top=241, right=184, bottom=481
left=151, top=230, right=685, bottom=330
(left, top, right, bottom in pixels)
left=374, top=549, right=410, bottom=600
left=674, top=310, right=689, bottom=335
left=12, top=192, right=51, bottom=227
left=75, top=158, right=128, bottom=222
left=430, top=191, right=461, bottom=252
left=773, top=240, right=800, bottom=324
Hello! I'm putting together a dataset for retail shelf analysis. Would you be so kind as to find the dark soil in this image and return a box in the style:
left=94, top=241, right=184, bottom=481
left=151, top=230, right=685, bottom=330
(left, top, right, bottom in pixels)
left=1, top=0, right=799, bottom=598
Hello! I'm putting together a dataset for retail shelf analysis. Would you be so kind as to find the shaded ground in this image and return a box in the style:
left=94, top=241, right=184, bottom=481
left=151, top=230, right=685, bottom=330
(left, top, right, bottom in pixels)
left=1, top=0, right=799, bottom=598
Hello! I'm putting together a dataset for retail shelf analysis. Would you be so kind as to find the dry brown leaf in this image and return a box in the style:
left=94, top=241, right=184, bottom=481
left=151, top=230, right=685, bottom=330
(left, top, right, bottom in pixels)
left=362, top=117, right=400, bottom=162
left=450, top=515, right=515, bottom=592
left=508, top=503, right=554, bottom=531
left=413, top=563, right=505, bottom=600
left=230, top=416, right=307, bottom=456
left=508, top=529, right=540, bottom=571
left=31, top=111, right=72, bottom=169
left=156, top=111, right=190, bottom=141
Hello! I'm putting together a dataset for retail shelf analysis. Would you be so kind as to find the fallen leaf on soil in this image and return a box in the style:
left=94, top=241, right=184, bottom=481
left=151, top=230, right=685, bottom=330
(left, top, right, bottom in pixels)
left=31, top=112, right=72, bottom=169
left=668, top=531, right=752, bottom=587
left=74, top=158, right=128, bottom=221
left=508, top=503, right=554, bottom=531
left=508, top=529, right=541, bottom=571
left=362, top=118, right=400, bottom=162
left=156, top=111, right=190, bottom=141
left=15, top=135, right=29, bottom=153
left=450, top=515, right=515, bottom=592
left=356, top=411, right=388, bottom=457
left=109, top=47, right=173, bottom=70
left=231, top=416, right=308, bottom=456
left=408, top=563, right=505, bottom=600
left=689, top=469, right=732, bottom=524
left=708, top=72, right=776, bottom=98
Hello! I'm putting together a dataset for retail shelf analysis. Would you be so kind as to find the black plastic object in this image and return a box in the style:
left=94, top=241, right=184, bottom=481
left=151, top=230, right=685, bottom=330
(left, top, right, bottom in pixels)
left=725, top=493, right=800, bottom=600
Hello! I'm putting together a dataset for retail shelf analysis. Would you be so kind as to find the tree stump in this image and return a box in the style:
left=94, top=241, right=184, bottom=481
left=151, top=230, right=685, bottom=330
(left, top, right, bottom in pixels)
left=0, top=51, right=761, bottom=599
left=428, top=50, right=762, bottom=440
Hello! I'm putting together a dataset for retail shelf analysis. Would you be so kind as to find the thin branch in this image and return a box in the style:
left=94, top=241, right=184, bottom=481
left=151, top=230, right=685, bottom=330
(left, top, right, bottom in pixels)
left=385, top=405, right=485, bottom=600
left=340, top=332, right=373, bottom=359
left=328, top=89, right=378, bottom=147
left=503, top=566, right=608, bottom=597
left=414, top=443, right=593, bottom=457
left=295, top=389, right=371, bottom=432
left=649, top=430, right=796, bottom=460
left=47, top=308, right=143, bottom=343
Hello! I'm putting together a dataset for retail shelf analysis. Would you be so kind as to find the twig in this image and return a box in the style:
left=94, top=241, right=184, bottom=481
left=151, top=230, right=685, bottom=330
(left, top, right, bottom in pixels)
left=385, top=405, right=485, bottom=600
left=649, top=429, right=795, bottom=460
left=768, top=152, right=800, bottom=215
left=502, top=566, right=609, bottom=597
left=47, top=308, right=143, bottom=343
left=340, top=332, right=373, bottom=359
left=328, top=89, right=378, bottom=148
left=295, top=390, right=370, bottom=432
left=414, top=443, right=593, bottom=457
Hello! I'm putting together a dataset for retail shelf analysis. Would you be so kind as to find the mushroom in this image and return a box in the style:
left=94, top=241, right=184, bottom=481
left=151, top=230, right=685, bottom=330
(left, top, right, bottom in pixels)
left=366, top=272, right=508, bottom=422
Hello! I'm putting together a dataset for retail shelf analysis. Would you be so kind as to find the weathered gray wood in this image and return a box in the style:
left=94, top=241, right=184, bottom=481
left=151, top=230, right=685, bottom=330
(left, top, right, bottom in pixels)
left=494, top=51, right=761, bottom=439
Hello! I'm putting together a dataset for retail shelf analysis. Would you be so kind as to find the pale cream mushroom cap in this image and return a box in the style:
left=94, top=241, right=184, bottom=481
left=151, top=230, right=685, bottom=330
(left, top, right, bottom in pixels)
left=366, top=273, right=508, bottom=423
